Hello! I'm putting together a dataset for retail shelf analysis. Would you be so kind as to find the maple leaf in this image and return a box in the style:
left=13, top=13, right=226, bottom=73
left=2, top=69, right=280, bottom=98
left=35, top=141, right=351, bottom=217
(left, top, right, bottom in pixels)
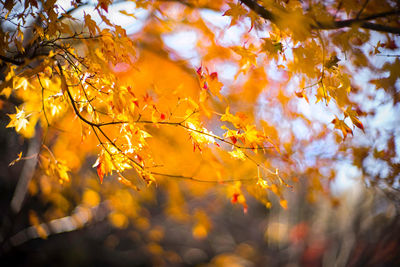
left=261, top=38, right=283, bottom=58
left=232, top=45, right=258, bottom=75
left=228, top=148, right=246, bottom=161
left=84, top=14, right=99, bottom=35
left=205, top=72, right=223, bottom=98
left=223, top=2, right=248, bottom=27
left=9, top=152, right=23, bottom=166
left=14, top=77, right=29, bottom=90
left=276, top=8, right=313, bottom=41
left=93, top=150, right=120, bottom=184
left=295, top=90, right=309, bottom=103
left=315, top=86, right=330, bottom=104
left=55, top=161, right=70, bottom=184
left=186, top=121, right=215, bottom=147
left=93, top=157, right=105, bottom=184
left=197, top=68, right=223, bottom=99
left=344, top=107, right=364, bottom=132
left=222, top=125, right=239, bottom=144
left=7, top=107, right=29, bottom=132
left=243, top=125, right=264, bottom=145
left=324, top=54, right=340, bottom=70
left=227, top=182, right=248, bottom=213
left=220, top=107, right=248, bottom=129
left=331, top=116, right=353, bottom=139
left=97, top=0, right=111, bottom=13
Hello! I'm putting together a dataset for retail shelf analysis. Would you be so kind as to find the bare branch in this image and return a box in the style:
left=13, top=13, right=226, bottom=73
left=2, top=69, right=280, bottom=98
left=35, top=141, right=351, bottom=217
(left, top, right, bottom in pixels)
left=151, top=171, right=258, bottom=183
left=356, top=0, right=370, bottom=19
left=0, top=55, right=24, bottom=65
left=10, top=131, right=41, bottom=213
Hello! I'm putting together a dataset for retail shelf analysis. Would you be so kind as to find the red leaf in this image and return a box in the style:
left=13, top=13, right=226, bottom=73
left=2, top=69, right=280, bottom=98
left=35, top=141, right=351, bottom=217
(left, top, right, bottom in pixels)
left=230, top=136, right=237, bottom=144
left=354, top=120, right=364, bottom=132
left=135, top=154, right=143, bottom=163
left=96, top=162, right=104, bottom=184
left=295, top=91, right=309, bottom=103
left=210, top=72, right=218, bottom=80
left=196, top=66, right=202, bottom=76
left=385, top=40, right=398, bottom=50
left=100, top=2, right=108, bottom=12
left=231, top=193, right=239, bottom=203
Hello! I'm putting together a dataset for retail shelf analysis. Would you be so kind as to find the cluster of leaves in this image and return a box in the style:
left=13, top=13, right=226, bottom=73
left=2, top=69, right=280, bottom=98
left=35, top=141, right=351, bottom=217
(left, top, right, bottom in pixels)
left=1, top=0, right=400, bottom=251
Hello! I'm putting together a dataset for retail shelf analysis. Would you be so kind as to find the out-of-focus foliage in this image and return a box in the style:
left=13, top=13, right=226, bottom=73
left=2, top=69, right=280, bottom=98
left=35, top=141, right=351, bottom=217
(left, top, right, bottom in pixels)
left=1, top=0, right=400, bottom=265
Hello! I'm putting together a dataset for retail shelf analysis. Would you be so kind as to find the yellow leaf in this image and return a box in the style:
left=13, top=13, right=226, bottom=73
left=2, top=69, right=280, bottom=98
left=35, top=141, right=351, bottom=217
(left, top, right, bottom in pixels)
left=55, top=161, right=70, bottom=184
left=9, top=151, right=23, bottom=166
left=186, top=120, right=215, bottom=147
left=228, top=148, right=246, bottom=161
left=14, top=77, right=28, bottom=90
left=232, top=44, right=258, bottom=75
left=244, top=125, right=263, bottom=145
left=7, top=107, right=29, bottom=132
left=220, top=107, right=248, bottom=129
left=223, top=2, right=248, bottom=27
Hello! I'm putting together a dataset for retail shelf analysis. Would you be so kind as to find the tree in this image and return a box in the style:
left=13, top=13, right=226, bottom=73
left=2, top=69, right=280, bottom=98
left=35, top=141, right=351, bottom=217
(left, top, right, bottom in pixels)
left=1, top=0, right=400, bottom=264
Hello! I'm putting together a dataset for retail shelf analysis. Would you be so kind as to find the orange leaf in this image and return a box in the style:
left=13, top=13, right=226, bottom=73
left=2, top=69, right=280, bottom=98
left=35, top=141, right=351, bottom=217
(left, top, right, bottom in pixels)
left=295, top=90, right=309, bottom=103
left=332, top=116, right=353, bottom=139
left=345, top=107, right=365, bottom=132
left=93, top=157, right=105, bottom=184
left=97, top=162, right=104, bottom=184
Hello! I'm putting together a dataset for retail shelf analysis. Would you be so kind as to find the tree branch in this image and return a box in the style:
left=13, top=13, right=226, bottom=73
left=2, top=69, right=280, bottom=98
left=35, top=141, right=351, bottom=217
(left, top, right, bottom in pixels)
left=240, top=0, right=400, bottom=34
left=10, top=129, right=41, bottom=213
left=316, top=20, right=400, bottom=35
left=151, top=171, right=258, bottom=183
left=0, top=55, right=24, bottom=66
left=57, top=2, right=92, bottom=20
left=356, top=0, right=370, bottom=19
left=240, top=0, right=276, bottom=22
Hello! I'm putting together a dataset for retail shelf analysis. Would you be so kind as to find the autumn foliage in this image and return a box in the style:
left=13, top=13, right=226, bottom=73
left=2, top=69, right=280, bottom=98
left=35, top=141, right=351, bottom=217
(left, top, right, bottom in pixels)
left=1, top=0, right=400, bottom=265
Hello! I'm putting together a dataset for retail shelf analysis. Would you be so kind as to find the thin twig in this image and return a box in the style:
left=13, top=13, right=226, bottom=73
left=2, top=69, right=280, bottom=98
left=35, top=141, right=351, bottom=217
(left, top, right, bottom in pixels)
left=151, top=171, right=258, bottom=184
left=356, top=0, right=370, bottom=19
left=316, top=31, right=328, bottom=105
left=37, top=74, right=50, bottom=127
left=10, top=130, right=41, bottom=213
